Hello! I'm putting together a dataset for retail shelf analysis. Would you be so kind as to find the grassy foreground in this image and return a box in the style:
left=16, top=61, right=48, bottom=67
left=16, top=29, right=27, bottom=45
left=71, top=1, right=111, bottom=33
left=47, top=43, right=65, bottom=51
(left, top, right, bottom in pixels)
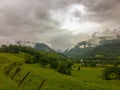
left=0, top=53, right=120, bottom=90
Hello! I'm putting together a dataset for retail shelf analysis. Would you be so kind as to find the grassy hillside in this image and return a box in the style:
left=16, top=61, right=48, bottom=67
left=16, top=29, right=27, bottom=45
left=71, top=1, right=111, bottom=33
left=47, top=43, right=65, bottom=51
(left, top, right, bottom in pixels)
left=0, top=53, right=25, bottom=90
left=0, top=53, right=120, bottom=90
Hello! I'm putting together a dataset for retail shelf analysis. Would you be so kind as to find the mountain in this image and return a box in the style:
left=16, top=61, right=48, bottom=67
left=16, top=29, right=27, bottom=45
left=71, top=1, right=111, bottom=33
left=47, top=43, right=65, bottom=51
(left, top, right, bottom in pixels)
left=63, top=42, right=94, bottom=59
left=81, top=41, right=120, bottom=61
left=86, top=42, right=120, bottom=56
left=15, top=41, right=55, bottom=52
left=34, top=43, right=55, bottom=52
left=63, top=39, right=120, bottom=60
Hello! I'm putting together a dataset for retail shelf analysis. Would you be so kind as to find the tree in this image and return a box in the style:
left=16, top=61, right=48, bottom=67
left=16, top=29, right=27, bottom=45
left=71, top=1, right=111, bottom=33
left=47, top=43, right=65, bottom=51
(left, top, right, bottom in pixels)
left=33, top=52, right=41, bottom=63
left=66, top=61, right=73, bottom=69
left=39, top=57, right=49, bottom=67
left=57, top=61, right=72, bottom=75
left=57, top=62, right=67, bottom=74
left=24, top=53, right=34, bottom=64
left=50, top=61, right=59, bottom=69
left=102, top=66, right=120, bottom=80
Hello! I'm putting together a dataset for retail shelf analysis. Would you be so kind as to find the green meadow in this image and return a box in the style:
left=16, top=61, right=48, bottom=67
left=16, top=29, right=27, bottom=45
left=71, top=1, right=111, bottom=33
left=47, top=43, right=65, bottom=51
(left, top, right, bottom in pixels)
left=0, top=53, right=120, bottom=90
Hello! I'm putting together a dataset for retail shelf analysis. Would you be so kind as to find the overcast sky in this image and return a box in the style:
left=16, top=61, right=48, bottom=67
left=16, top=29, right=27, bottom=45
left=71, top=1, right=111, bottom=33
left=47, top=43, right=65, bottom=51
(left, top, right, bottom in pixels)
left=0, top=0, right=120, bottom=50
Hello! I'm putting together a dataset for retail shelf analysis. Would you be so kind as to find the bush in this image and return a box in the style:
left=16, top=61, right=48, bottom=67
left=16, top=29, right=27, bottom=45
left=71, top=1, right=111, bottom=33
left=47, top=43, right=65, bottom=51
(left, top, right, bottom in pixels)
left=89, top=62, right=96, bottom=67
left=39, top=57, right=49, bottom=67
left=24, top=53, right=34, bottom=64
left=50, top=61, right=59, bottom=69
left=65, top=68, right=71, bottom=75
left=57, top=62, right=66, bottom=73
left=66, top=61, right=73, bottom=69
left=102, top=66, right=120, bottom=80
left=57, top=62, right=72, bottom=75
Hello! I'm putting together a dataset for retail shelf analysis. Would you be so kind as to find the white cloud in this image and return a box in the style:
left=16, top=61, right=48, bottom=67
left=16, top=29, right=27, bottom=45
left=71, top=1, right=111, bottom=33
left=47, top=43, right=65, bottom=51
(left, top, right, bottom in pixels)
left=50, top=3, right=101, bottom=35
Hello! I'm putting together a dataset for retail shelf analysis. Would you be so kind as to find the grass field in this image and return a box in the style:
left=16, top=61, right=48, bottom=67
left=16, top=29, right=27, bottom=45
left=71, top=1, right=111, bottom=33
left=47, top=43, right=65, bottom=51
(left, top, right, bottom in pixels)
left=0, top=53, right=120, bottom=90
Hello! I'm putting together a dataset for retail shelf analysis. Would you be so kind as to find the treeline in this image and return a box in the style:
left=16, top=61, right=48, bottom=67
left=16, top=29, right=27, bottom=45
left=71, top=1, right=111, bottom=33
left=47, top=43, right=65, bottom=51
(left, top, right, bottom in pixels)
left=79, top=60, right=120, bottom=67
left=0, top=44, right=73, bottom=75
left=0, top=44, right=37, bottom=54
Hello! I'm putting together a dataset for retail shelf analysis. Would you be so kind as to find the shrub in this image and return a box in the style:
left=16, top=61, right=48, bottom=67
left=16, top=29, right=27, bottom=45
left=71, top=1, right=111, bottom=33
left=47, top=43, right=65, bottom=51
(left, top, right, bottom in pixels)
left=57, top=62, right=66, bottom=74
left=102, top=66, right=120, bottom=80
left=50, top=61, right=59, bottom=69
left=24, top=53, right=34, bottom=64
left=65, top=68, right=71, bottom=75
left=57, top=62, right=72, bottom=75
left=39, top=57, right=49, bottom=67
left=66, top=61, right=73, bottom=69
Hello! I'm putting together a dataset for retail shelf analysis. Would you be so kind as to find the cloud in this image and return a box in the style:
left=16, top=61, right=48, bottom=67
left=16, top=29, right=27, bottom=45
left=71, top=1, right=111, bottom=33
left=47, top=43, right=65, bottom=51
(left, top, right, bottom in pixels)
left=84, top=0, right=120, bottom=23
left=0, top=0, right=120, bottom=50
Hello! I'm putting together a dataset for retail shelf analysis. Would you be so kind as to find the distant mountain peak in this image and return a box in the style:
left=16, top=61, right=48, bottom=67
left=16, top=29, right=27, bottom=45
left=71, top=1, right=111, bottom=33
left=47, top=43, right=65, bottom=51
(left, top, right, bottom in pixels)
left=34, top=43, right=55, bottom=52
left=15, top=40, right=55, bottom=52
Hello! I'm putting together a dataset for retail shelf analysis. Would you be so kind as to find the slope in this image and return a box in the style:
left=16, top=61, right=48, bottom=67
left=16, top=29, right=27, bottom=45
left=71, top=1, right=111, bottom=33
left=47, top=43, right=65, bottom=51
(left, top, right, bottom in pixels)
left=0, top=53, right=120, bottom=90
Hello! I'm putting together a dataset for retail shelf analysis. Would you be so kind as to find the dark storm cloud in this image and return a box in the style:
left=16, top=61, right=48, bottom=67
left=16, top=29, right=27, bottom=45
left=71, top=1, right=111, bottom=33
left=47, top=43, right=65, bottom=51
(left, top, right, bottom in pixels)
left=72, top=0, right=120, bottom=23
left=0, top=0, right=60, bottom=37
left=0, top=0, right=120, bottom=50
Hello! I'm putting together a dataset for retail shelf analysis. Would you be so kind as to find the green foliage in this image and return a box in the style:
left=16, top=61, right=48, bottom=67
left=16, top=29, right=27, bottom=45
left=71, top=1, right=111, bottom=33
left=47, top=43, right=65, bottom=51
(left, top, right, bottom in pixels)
left=50, top=61, right=59, bottom=69
left=1, top=53, right=120, bottom=90
left=39, top=57, right=49, bottom=67
left=57, top=61, right=73, bottom=75
left=0, top=44, right=74, bottom=75
left=24, top=53, right=34, bottom=64
left=89, top=62, right=97, bottom=67
left=57, top=62, right=67, bottom=74
left=81, top=60, right=97, bottom=67
left=0, top=44, right=37, bottom=55
left=102, top=66, right=120, bottom=80
left=0, top=44, right=68, bottom=64
left=66, top=61, right=73, bottom=68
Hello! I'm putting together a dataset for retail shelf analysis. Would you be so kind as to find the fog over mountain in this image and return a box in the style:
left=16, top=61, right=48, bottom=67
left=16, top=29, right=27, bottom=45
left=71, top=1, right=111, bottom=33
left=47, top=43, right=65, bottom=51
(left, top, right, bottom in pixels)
left=0, top=0, right=120, bottom=50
